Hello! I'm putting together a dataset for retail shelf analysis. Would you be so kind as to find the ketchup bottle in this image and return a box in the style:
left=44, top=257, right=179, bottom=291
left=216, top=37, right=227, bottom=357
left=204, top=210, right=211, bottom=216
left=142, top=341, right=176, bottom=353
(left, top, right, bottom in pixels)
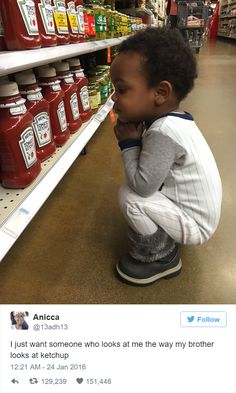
left=68, top=58, right=92, bottom=122
left=0, top=82, right=41, bottom=188
left=65, top=0, right=80, bottom=43
left=52, top=0, right=70, bottom=45
left=35, top=0, right=57, bottom=47
left=74, top=0, right=85, bottom=42
left=0, top=0, right=41, bottom=50
left=0, top=10, right=6, bottom=51
left=15, top=71, right=56, bottom=161
left=54, top=62, right=82, bottom=133
left=38, top=67, right=70, bottom=146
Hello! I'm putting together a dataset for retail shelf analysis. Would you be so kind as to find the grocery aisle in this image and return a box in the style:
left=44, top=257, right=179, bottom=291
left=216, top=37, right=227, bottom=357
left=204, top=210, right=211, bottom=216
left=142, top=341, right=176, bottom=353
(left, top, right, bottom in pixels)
left=0, top=39, right=235, bottom=304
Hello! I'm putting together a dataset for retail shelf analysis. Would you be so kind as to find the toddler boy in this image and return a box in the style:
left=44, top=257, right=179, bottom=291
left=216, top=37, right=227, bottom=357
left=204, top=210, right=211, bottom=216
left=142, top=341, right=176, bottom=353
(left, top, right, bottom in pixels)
left=110, top=27, right=222, bottom=285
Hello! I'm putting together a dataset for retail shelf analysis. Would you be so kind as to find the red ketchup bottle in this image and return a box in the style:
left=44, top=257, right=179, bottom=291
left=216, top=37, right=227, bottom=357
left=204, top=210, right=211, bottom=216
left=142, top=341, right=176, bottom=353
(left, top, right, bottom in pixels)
left=68, top=58, right=92, bottom=122
left=35, top=0, right=57, bottom=47
left=52, top=0, right=70, bottom=45
left=15, top=71, right=56, bottom=161
left=0, top=82, right=41, bottom=188
left=0, top=9, right=6, bottom=50
left=74, top=0, right=85, bottom=42
left=54, top=62, right=82, bottom=133
left=65, top=0, right=80, bottom=43
left=0, top=0, right=41, bottom=50
left=38, top=66, right=70, bottom=146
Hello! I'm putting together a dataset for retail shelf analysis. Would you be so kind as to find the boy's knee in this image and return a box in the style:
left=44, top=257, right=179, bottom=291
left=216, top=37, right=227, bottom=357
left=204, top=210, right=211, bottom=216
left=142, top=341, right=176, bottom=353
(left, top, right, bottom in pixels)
left=118, top=185, right=138, bottom=215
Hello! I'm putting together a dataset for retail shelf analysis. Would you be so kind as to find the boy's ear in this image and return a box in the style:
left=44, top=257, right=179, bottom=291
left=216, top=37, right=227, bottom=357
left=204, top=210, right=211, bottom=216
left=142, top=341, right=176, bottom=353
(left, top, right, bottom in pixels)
left=154, top=81, right=173, bottom=105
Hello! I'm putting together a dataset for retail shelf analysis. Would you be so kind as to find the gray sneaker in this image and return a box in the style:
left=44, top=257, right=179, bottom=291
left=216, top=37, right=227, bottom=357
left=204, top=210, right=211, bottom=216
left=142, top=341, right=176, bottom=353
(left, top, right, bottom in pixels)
left=116, top=246, right=182, bottom=285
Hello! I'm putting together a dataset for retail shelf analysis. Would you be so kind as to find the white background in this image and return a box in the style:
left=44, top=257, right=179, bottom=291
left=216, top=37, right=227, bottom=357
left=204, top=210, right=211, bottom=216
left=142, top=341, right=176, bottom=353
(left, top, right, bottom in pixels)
left=0, top=304, right=235, bottom=393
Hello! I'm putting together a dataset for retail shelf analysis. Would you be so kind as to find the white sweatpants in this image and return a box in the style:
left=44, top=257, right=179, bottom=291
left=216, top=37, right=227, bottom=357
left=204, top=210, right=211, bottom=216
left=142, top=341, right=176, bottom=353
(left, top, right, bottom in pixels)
left=118, top=184, right=204, bottom=245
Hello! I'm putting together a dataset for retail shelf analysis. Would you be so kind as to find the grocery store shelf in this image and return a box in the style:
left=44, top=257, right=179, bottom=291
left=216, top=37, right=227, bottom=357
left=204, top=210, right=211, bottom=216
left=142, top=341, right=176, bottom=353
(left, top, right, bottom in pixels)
left=217, top=32, right=236, bottom=39
left=0, top=36, right=128, bottom=77
left=0, top=97, right=114, bottom=262
left=220, top=15, right=236, bottom=18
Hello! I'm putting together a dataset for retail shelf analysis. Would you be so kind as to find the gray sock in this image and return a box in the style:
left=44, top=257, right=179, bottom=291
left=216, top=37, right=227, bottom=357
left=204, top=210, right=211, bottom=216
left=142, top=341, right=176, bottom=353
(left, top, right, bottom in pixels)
left=128, top=226, right=176, bottom=263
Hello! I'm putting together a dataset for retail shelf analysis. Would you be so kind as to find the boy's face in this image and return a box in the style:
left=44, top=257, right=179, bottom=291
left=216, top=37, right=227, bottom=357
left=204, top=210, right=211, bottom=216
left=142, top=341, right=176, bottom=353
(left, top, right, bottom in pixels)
left=110, top=52, right=157, bottom=123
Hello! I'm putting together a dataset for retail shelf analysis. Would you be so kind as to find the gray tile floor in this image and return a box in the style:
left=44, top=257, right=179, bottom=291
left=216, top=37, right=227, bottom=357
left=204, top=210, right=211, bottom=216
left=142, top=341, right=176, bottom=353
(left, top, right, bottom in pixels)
left=0, top=39, right=235, bottom=304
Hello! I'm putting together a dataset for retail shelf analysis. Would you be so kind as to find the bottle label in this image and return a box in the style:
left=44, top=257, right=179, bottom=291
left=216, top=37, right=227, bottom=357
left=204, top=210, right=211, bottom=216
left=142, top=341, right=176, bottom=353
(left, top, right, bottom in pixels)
left=26, top=91, right=43, bottom=101
left=10, top=102, right=27, bottom=116
left=70, top=93, right=79, bottom=120
left=64, top=76, right=74, bottom=84
left=0, top=13, right=4, bottom=37
left=83, top=11, right=89, bottom=36
left=110, top=16, right=115, bottom=32
left=17, top=0, right=39, bottom=36
left=95, top=13, right=103, bottom=32
left=80, top=86, right=90, bottom=112
left=57, top=101, right=67, bottom=132
left=38, top=0, right=56, bottom=35
left=88, top=15, right=96, bottom=36
left=32, top=111, right=52, bottom=147
left=77, top=5, right=85, bottom=35
left=52, top=83, right=61, bottom=91
left=67, top=1, right=79, bottom=34
left=89, top=95, right=98, bottom=110
left=19, top=126, right=37, bottom=168
left=100, top=85, right=108, bottom=100
left=75, top=71, right=85, bottom=78
left=102, top=14, right=107, bottom=32
left=53, top=0, right=69, bottom=34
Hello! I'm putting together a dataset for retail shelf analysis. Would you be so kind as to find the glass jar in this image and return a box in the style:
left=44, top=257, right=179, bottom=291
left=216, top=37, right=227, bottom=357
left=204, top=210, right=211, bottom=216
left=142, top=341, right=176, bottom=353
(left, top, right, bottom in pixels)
left=104, top=5, right=114, bottom=38
left=100, top=4, right=107, bottom=39
left=96, top=66, right=111, bottom=94
left=92, top=2, right=103, bottom=40
left=90, top=71, right=108, bottom=103
left=88, top=83, right=98, bottom=110
left=86, top=4, right=96, bottom=40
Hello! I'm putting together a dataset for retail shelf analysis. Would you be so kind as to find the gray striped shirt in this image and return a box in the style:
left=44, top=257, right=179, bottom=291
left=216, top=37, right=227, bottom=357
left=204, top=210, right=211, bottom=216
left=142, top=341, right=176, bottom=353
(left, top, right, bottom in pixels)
left=119, top=113, right=222, bottom=239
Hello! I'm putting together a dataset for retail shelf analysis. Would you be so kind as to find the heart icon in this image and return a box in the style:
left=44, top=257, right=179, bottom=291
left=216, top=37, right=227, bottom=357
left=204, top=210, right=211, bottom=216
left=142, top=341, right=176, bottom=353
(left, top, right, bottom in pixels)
left=76, top=378, right=83, bottom=384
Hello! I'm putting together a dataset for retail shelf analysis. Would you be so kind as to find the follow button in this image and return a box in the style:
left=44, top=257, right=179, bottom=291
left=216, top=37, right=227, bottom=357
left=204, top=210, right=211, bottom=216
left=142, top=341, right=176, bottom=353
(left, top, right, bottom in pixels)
left=180, top=311, right=227, bottom=327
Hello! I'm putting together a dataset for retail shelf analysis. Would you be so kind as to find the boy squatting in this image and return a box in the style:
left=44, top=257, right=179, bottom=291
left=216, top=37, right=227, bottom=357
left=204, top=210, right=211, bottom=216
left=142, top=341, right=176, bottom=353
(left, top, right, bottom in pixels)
left=110, top=27, right=222, bottom=285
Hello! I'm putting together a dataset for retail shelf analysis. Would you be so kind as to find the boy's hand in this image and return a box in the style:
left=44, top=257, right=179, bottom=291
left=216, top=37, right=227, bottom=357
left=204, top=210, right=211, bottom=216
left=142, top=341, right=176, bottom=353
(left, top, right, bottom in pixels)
left=114, top=120, right=144, bottom=142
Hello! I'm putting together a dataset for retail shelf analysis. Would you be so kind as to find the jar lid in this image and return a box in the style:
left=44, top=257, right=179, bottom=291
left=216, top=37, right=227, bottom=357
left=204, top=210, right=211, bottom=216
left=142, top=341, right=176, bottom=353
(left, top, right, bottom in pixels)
left=0, top=82, right=19, bottom=97
left=53, top=62, right=70, bottom=72
left=37, top=67, right=57, bottom=78
left=15, top=72, right=37, bottom=86
left=68, top=58, right=81, bottom=67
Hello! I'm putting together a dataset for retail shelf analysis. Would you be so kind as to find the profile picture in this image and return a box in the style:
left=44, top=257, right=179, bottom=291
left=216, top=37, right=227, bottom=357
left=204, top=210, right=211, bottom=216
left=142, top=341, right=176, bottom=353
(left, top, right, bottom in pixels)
left=10, top=311, right=29, bottom=330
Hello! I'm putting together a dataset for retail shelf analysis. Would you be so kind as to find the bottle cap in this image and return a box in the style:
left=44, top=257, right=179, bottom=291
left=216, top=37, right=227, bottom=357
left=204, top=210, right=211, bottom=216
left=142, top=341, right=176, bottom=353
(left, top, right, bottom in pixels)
left=53, top=62, right=70, bottom=72
left=15, top=72, right=37, bottom=86
left=68, top=58, right=81, bottom=67
left=37, top=67, right=57, bottom=78
left=34, top=64, right=50, bottom=76
left=0, top=82, right=19, bottom=97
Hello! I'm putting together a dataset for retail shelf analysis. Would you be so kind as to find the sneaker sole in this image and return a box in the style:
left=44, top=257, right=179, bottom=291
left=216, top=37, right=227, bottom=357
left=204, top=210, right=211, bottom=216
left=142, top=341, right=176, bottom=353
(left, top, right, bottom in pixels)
left=116, top=259, right=182, bottom=285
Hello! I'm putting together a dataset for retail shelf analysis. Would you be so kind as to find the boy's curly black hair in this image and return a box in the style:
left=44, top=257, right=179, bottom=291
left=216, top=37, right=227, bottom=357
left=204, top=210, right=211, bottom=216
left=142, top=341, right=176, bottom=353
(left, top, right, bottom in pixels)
left=118, top=27, right=198, bottom=101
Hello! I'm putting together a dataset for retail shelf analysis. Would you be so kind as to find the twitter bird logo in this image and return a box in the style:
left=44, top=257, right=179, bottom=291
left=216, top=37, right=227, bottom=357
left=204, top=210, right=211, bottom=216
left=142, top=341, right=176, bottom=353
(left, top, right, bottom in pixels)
left=187, top=316, right=195, bottom=322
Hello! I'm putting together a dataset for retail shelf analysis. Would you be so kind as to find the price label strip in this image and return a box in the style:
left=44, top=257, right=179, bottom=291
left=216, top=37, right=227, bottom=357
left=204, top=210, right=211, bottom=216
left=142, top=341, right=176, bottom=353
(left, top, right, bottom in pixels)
left=95, top=107, right=109, bottom=122
left=2, top=208, right=31, bottom=238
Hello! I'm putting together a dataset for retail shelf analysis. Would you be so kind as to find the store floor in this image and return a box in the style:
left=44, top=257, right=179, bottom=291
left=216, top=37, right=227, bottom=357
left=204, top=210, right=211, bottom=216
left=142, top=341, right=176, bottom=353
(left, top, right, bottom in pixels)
left=0, top=39, right=236, bottom=304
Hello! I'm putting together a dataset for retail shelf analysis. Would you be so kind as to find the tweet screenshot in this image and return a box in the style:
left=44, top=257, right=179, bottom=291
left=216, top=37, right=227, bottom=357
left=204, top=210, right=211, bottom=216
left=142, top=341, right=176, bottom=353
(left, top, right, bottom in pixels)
left=0, top=305, right=235, bottom=393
